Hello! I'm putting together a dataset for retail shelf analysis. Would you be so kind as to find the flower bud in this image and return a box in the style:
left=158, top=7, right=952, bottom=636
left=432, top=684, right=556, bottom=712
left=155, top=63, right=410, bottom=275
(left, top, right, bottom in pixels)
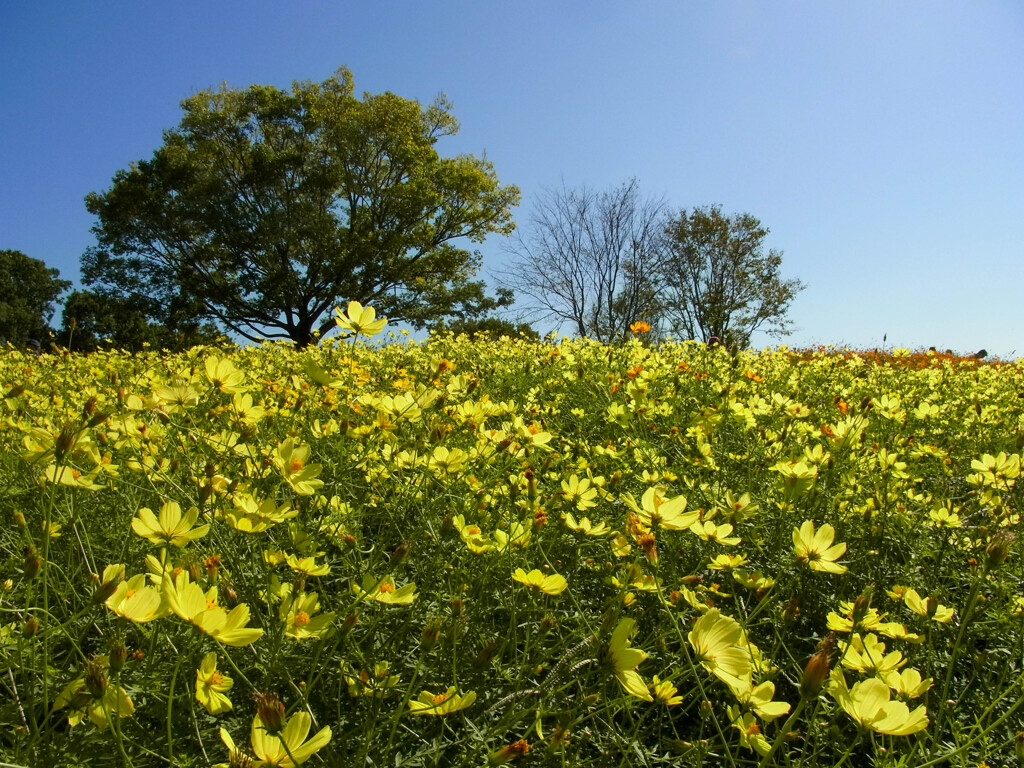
left=392, top=540, right=413, bottom=564
left=986, top=533, right=1012, bottom=568
left=253, top=692, right=286, bottom=735
left=13, top=511, right=26, bottom=528
left=84, top=658, right=108, bottom=699
left=23, top=616, right=40, bottom=638
left=109, top=635, right=128, bottom=675
left=1014, top=731, right=1024, bottom=762
left=420, top=620, right=443, bottom=650
left=800, top=635, right=835, bottom=697
left=23, top=546, right=42, bottom=579
left=925, top=597, right=940, bottom=619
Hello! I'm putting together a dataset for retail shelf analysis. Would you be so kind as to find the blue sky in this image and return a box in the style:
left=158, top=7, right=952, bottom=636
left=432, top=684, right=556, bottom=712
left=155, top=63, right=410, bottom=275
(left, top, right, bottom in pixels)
left=2, top=1, right=1022, bottom=355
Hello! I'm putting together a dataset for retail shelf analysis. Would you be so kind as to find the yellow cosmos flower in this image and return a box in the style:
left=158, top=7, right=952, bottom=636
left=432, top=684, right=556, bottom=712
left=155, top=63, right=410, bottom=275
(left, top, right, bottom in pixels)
left=688, top=608, right=751, bottom=685
left=605, top=618, right=653, bottom=701
left=562, top=512, right=610, bottom=536
left=408, top=687, right=476, bottom=715
left=839, top=634, right=905, bottom=675
left=690, top=519, right=742, bottom=546
left=903, top=588, right=955, bottom=623
left=273, top=439, right=324, bottom=496
left=622, top=486, right=699, bottom=531
left=649, top=675, right=683, bottom=706
left=882, top=667, right=933, bottom=699
left=561, top=475, right=599, bottom=511
left=280, top=591, right=335, bottom=640
left=52, top=656, right=134, bottom=730
left=218, top=711, right=332, bottom=767
left=284, top=554, right=331, bottom=578
left=335, top=300, right=387, bottom=337
left=728, top=706, right=770, bottom=756
left=131, top=502, right=209, bottom=547
left=352, top=574, right=416, bottom=605
left=105, top=574, right=166, bottom=623
left=196, top=652, right=233, bottom=715
left=512, top=568, right=567, bottom=595
left=225, top=494, right=297, bottom=533
left=451, top=514, right=494, bottom=553
left=162, top=572, right=264, bottom=647
left=205, top=356, right=246, bottom=394
left=829, top=669, right=928, bottom=735
left=793, top=520, right=847, bottom=574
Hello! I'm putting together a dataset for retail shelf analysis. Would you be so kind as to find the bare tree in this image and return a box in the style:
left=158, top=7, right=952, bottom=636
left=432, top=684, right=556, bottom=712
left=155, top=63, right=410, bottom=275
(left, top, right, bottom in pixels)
left=660, top=205, right=804, bottom=346
left=499, top=179, right=667, bottom=343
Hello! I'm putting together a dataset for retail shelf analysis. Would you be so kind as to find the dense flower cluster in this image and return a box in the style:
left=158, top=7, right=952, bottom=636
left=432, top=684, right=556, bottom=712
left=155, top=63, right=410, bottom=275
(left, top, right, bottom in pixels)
left=1, top=318, right=1022, bottom=766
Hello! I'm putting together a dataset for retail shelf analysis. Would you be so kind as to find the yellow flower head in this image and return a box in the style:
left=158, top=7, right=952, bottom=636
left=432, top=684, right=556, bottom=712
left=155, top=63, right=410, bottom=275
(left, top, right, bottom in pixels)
left=605, top=618, right=653, bottom=701
left=829, top=669, right=928, bottom=736
left=353, top=574, right=417, bottom=605
left=196, top=652, right=233, bottom=715
left=903, top=588, right=955, bottom=623
left=408, top=686, right=476, bottom=715
left=687, top=608, right=751, bottom=685
left=512, top=568, right=567, bottom=595
left=335, top=301, right=387, bottom=337
left=131, top=502, right=209, bottom=548
left=793, top=520, right=847, bottom=574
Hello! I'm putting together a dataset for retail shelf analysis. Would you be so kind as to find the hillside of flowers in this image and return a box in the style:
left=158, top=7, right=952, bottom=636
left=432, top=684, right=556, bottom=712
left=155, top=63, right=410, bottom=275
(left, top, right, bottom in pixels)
left=2, top=305, right=1023, bottom=767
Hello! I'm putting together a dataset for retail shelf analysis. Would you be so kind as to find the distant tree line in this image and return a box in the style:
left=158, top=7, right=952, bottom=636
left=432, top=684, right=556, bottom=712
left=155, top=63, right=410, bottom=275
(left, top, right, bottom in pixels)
left=3, top=69, right=802, bottom=353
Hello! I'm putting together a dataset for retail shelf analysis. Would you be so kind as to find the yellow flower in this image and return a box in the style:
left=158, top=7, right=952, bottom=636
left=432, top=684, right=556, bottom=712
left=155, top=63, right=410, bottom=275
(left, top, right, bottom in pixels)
left=225, top=494, right=297, bottom=533
left=560, top=475, right=599, bottom=511
left=562, top=512, right=610, bottom=536
left=196, top=652, right=233, bottom=715
left=605, top=618, right=653, bottom=701
left=52, top=656, right=134, bottom=730
left=280, top=592, right=335, bottom=640
left=689, top=519, right=742, bottom=546
left=728, top=706, right=771, bottom=756
left=688, top=608, right=751, bottom=685
left=451, top=514, right=494, bottom=553
left=903, top=588, right=955, bottom=623
left=839, top=634, right=905, bottom=675
left=829, top=669, right=928, bottom=735
left=205, top=356, right=246, bottom=394
left=105, top=574, right=166, bottom=623
left=335, top=300, right=387, bottom=337
left=622, top=487, right=699, bottom=531
left=883, top=667, right=933, bottom=699
left=284, top=554, right=331, bottom=578
left=649, top=675, right=683, bottom=705
left=162, top=572, right=264, bottom=647
left=792, top=520, right=847, bottom=574
left=273, top=439, right=324, bottom=496
left=630, top=320, right=652, bottom=334
left=408, top=686, right=476, bottom=715
left=131, top=501, right=209, bottom=547
left=222, top=710, right=332, bottom=767
left=512, top=568, right=567, bottom=595
left=708, top=553, right=748, bottom=570
left=352, top=574, right=416, bottom=605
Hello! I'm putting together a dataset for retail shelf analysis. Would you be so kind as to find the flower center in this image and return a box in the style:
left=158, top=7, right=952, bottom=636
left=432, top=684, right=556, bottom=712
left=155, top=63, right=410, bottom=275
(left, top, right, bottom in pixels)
left=431, top=692, right=450, bottom=705
left=294, top=611, right=311, bottom=626
left=378, top=582, right=395, bottom=594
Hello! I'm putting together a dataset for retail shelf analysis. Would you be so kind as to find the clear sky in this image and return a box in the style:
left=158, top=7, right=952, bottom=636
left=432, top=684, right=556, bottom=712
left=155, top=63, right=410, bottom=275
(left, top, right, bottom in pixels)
left=2, top=1, right=1021, bottom=355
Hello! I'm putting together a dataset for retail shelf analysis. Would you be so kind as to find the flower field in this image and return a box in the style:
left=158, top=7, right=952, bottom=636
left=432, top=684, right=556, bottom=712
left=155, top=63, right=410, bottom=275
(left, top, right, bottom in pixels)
left=2, top=311, right=1023, bottom=767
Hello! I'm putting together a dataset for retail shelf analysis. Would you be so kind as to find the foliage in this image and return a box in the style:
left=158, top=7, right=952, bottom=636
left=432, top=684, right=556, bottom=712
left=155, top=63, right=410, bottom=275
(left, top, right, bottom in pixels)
left=0, top=250, right=70, bottom=348
left=2, top=318, right=1023, bottom=767
left=57, top=289, right=219, bottom=353
left=83, top=67, right=520, bottom=346
left=500, top=179, right=666, bottom=343
left=660, top=205, right=805, bottom=346
left=434, top=315, right=539, bottom=341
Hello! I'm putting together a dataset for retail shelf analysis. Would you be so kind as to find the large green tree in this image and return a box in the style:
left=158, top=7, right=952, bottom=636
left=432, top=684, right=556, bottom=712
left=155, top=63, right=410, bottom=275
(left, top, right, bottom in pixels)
left=0, top=250, right=71, bottom=348
left=660, top=206, right=804, bottom=347
left=83, top=68, right=520, bottom=346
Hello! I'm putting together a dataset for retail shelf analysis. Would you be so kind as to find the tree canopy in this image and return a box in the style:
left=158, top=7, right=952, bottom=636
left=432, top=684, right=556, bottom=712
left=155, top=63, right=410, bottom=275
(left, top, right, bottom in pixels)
left=0, top=249, right=70, bottom=348
left=660, top=206, right=804, bottom=346
left=83, top=67, right=520, bottom=346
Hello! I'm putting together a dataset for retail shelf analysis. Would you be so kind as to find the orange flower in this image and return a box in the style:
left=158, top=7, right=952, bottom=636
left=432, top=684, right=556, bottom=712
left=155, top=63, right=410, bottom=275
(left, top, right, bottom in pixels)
left=630, top=321, right=652, bottom=334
